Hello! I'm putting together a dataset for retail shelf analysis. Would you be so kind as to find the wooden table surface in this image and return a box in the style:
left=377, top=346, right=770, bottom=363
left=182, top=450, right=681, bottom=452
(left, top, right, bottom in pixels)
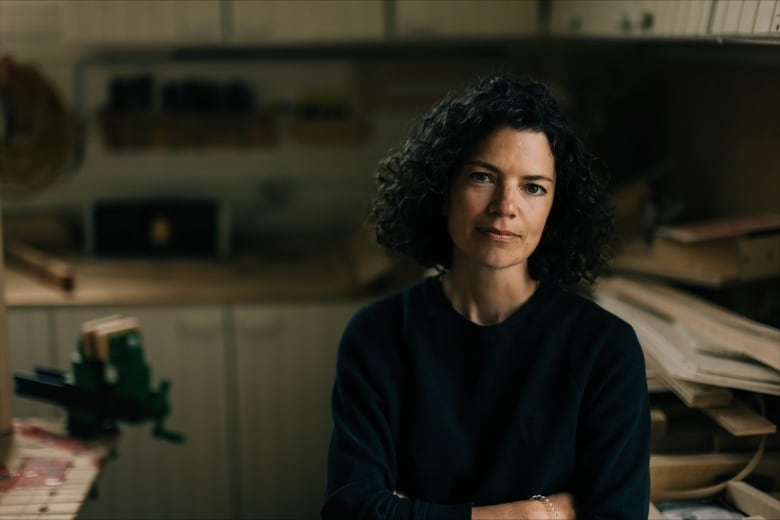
left=3, top=249, right=361, bottom=307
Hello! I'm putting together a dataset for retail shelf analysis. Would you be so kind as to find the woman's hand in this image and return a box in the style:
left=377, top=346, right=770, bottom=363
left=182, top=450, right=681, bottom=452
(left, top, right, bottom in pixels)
left=471, top=492, right=575, bottom=519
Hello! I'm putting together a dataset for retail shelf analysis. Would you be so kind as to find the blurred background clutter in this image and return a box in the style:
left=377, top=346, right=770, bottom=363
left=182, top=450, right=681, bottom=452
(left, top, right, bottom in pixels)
left=0, top=1, right=779, bottom=519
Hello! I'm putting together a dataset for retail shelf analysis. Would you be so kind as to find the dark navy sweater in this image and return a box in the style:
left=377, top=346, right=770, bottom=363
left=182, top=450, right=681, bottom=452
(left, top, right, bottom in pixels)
left=322, top=277, right=650, bottom=519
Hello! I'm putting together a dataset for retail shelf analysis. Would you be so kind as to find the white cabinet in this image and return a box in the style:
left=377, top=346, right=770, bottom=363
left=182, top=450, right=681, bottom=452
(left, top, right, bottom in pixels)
left=550, top=0, right=704, bottom=37
left=5, top=308, right=61, bottom=420
left=709, top=0, right=780, bottom=34
left=231, top=0, right=385, bottom=43
left=550, top=0, right=779, bottom=38
left=707, top=0, right=780, bottom=35
left=4, top=300, right=364, bottom=518
left=683, top=0, right=717, bottom=35
left=53, top=306, right=232, bottom=520
left=58, top=0, right=222, bottom=43
left=750, top=0, right=780, bottom=33
left=232, top=301, right=360, bottom=519
left=396, top=0, right=539, bottom=38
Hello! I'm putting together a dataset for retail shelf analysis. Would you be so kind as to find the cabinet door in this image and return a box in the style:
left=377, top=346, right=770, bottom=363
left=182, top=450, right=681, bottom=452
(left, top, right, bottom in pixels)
left=551, top=0, right=715, bottom=37
left=232, top=0, right=385, bottom=43
left=5, top=308, right=61, bottom=420
left=53, top=306, right=231, bottom=520
left=752, top=0, right=778, bottom=33
left=684, top=0, right=716, bottom=35
left=396, top=0, right=539, bottom=38
left=233, top=301, right=361, bottom=519
left=711, top=0, right=747, bottom=34
left=58, top=0, right=221, bottom=43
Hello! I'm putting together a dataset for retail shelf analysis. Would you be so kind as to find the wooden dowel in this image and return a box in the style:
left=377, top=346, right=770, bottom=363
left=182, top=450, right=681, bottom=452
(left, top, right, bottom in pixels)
left=5, top=238, right=75, bottom=292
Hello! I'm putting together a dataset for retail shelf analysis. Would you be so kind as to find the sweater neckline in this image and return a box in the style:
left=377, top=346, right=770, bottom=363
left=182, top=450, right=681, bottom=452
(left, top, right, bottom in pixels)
left=425, top=274, right=554, bottom=333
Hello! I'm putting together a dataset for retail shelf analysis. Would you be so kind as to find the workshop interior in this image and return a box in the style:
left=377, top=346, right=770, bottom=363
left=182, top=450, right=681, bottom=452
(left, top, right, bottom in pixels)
left=1, top=1, right=779, bottom=519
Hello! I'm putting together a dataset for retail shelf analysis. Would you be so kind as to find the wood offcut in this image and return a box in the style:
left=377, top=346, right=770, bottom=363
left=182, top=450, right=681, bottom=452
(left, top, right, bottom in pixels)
left=4, top=239, right=75, bottom=292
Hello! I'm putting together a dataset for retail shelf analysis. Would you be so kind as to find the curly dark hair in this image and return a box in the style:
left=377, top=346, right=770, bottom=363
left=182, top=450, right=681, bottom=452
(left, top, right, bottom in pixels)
left=370, top=73, right=614, bottom=286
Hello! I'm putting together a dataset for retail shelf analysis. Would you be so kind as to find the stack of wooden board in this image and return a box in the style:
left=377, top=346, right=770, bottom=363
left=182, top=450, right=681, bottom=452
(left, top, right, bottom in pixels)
left=595, top=276, right=780, bottom=400
left=591, top=275, right=780, bottom=516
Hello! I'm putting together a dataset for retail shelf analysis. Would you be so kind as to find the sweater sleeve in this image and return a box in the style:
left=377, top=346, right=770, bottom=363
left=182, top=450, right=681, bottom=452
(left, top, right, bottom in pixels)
left=573, top=321, right=651, bottom=519
left=321, top=310, right=472, bottom=520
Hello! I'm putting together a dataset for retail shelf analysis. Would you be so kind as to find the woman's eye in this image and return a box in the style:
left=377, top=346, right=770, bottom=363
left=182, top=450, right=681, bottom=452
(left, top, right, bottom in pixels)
left=526, top=184, right=546, bottom=195
left=469, top=172, right=492, bottom=183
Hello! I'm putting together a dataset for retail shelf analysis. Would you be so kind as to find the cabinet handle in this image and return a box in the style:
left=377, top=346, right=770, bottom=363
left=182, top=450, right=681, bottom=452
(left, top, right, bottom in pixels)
left=238, top=320, right=285, bottom=340
left=619, top=14, right=632, bottom=33
left=175, top=321, right=221, bottom=340
left=641, top=12, right=654, bottom=31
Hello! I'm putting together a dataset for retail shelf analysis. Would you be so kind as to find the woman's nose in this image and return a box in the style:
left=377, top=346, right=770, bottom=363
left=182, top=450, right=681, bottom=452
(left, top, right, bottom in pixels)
left=488, top=184, right=517, bottom=217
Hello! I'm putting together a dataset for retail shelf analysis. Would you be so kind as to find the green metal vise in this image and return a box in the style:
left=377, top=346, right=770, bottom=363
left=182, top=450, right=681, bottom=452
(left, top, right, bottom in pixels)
left=14, top=316, right=183, bottom=443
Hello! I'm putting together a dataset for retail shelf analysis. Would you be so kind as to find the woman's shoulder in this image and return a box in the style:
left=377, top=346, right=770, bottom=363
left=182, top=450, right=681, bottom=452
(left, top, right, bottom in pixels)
left=544, top=283, right=622, bottom=320
left=345, top=276, right=437, bottom=335
left=544, top=284, right=639, bottom=345
left=549, top=286, right=645, bottom=381
left=336, top=277, right=437, bottom=373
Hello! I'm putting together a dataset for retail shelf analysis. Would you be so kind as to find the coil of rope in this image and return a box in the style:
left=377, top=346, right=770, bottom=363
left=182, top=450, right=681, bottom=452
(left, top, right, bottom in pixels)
left=0, top=54, right=83, bottom=200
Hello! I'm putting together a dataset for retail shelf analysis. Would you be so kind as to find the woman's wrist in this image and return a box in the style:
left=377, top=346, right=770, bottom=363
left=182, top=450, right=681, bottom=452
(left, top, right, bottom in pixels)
left=531, top=494, right=558, bottom=519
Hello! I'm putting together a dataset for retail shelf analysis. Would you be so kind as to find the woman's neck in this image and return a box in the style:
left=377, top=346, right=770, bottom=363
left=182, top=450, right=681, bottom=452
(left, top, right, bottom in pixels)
left=440, top=264, right=539, bottom=326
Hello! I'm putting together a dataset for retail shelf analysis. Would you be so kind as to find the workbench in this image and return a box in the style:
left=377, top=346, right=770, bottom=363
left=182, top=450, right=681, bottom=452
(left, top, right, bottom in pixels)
left=0, top=419, right=113, bottom=520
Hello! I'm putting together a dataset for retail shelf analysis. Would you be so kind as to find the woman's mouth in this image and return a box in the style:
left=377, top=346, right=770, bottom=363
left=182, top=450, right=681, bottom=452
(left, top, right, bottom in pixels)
left=476, top=227, right=521, bottom=241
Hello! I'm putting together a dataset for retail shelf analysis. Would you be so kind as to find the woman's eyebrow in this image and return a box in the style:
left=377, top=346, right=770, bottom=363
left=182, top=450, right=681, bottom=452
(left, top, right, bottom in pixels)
left=463, top=159, right=502, bottom=173
left=464, top=160, right=554, bottom=183
left=523, top=174, right=555, bottom=183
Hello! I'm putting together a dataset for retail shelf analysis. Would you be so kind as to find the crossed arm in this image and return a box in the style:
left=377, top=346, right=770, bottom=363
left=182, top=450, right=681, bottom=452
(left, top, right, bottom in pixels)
left=472, top=493, right=575, bottom=519
left=394, top=490, right=576, bottom=519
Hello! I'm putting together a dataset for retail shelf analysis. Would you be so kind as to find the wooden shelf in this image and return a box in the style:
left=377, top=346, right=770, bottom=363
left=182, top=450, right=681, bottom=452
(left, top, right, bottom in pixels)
left=287, top=117, right=371, bottom=146
left=98, top=111, right=277, bottom=150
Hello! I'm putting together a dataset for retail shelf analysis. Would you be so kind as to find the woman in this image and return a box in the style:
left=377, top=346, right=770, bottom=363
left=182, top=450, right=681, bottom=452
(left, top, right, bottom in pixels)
left=322, top=74, right=650, bottom=519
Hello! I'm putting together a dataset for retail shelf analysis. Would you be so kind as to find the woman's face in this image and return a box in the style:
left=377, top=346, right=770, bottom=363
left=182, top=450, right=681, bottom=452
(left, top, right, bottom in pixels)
left=445, top=126, right=556, bottom=275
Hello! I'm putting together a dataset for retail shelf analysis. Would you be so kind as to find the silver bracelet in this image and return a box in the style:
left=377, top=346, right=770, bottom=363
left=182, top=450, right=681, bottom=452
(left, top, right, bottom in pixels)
left=531, top=494, right=558, bottom=519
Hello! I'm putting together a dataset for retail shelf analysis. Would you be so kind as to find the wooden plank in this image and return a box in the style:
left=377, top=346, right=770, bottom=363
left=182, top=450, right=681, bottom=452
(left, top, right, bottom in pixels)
left=647, top=375, right=669, bottom=393
left=726, top=481, right=780, bottom=519
left=595, top=291, right=739, bottom=404
left=646, top=233, right=780, bottom=283
left=5, top=239, right=75, bottom=292
left=596, top=291, right=779, bottom=396
left=651, top=408, right=668, bottom=437
left=693, top=352, right=780, bottom=386
left=611, top=240, right=734, bottom=287
left=700, top=400, right=777, bottom=437
left=656, top=213, right=780, bottom=243
left=645, top=353, right=733, bottom=408
left=598, top=277, right=780, bottom=371
left=648, top=501, right=667, bottom=519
